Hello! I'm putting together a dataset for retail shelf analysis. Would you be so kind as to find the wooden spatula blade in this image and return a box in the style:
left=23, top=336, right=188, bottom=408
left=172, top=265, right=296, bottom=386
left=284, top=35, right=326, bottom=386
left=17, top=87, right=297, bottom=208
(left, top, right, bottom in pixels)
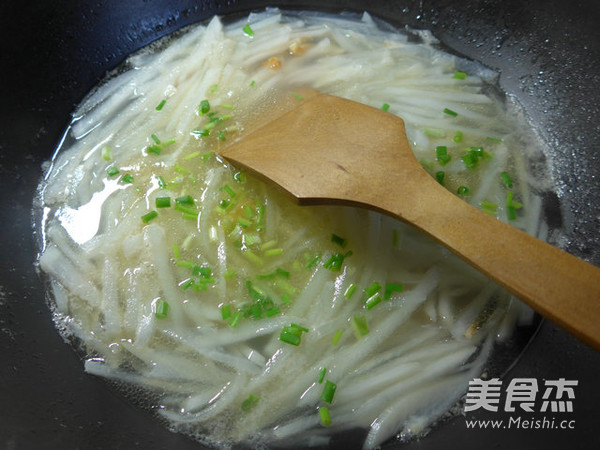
left=220, top=93, right=419, bottom=207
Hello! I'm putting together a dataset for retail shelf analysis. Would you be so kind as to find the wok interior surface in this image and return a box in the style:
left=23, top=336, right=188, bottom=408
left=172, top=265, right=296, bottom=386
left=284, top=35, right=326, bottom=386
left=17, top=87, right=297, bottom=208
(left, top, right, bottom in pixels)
left=1, top=1, right=599, bottom=449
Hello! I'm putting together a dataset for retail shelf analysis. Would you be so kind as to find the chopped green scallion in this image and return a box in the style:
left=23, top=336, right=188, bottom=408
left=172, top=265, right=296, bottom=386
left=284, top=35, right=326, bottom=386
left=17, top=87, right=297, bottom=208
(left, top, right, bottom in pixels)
left=344, top=283, right=357, bottom=299
left=155, top=300, right=169, bottom=319
left=435, top=170, right=445, bottom=185
left=320, top=380, right=337, bottom=404
left=241, top=394, right=259, bottom=411
left=331, top=329, right=343, bottom=346
left=151, top=133, right=161, bottom=145
left=453, top=71, right=467, bottom=80
left=364, top=282, right=381, bottom=298
left=351, top=313, right=369, bottom=339
left=199, top=99, right=210, bottom=115
left=242, top=24, right=254, bottom=37
left=101, top=146, right=113, bottom=161
left=319, top=407, right=332, bottom=427
left=384, top=282, right=403, bottom=300
left=291, top=92, right=304, bottom=101
left=155, top=99, right=166, bottom=111
left=331, top=233, right=346, bottom=247
left=365, top=294, right=382, bottom=310
left=500, top=171, right=514, bottom=188
left=155, top=197, right=171, bottom=208
left=443, top=108, right=458, bottom=117
left=176, top=195, right=195, bottom=206
left=381, top=103, right=390, bottom=112
left=221, top=304, right=232, bottom=320
left=318, top=367, right=327, bottom=384
left=121, top=174, right=134, bottom=183
left=106, top=166, right=120, bottom=177
left=453, top=131, right=463, bottom=143
left=480, top=200, right=498, bottom=215
left=457, top=185, right=470, bottom=196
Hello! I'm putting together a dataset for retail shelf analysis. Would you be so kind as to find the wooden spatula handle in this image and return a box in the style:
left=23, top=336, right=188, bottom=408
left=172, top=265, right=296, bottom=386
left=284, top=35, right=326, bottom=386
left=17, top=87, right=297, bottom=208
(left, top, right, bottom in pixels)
left=385, top=181, right=600, bottom=351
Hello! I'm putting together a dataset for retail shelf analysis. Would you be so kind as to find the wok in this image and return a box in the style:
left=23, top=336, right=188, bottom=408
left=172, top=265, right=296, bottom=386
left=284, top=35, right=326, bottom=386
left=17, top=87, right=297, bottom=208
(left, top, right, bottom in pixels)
left=1, top=1, right=599, bottom=449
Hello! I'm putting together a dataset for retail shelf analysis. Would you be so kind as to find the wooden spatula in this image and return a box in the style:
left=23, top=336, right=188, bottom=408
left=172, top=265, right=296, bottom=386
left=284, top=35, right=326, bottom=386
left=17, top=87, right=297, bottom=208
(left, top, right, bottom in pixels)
left=220, top=91, right=600, bottom=352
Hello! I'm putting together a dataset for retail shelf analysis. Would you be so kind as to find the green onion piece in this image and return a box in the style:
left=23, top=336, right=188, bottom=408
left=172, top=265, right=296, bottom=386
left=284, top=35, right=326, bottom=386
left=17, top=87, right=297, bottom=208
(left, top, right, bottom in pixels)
left=218, top=130, right=226, bottom=141
left=229, top=311, right=242, bottom=328
left=241, top=394, right=259, bottom=411
left=506, top=191, right=523, bottom=209
left=384, top=282, right=403, bottom=300
left=461, top=152, right=479, bottom=170
left=209, top=84, right=218, bottom=93
left=151, top=133, right=161, bottom=145
left=172, top=243, right=180, bottom=259
left=481, top=200, right=498, bottom=215
left=265, top=306, right=280, bottom=317
left=507, top=205, right=517, bottom=220
left=221, top=103, right=234, bottom=110
left=435, top=171, right=445, bottom=185
left=155, top=197, right=171, bottom=208
left=222, top=184, right=236, bottom=198
left=155, top=99, right=167, bottom=111
left=453, top=131, right=463, bottom=143
left=176, top=260, right=194, bottom=269
left=279, top=330, right=301, bottom=346
left=155, top=300, right=169, bottom=319
left=319, top=407, right=332, bottom=427
left=351, top=313, right=369, bottom=339
left=179, top=278, right=195, bottom=290
left=365, top=294, right=382, bottom=310
left=157, top=176, right=167, bottom=189
left=279, top=323, right=309, bottom=346
left=162, top=138, right=175, bottom=147
left=486, top=136, right=503, bottom=143
left=318, top=367, right=327, bottom=384
left=184, top=151, right=202, bottom=160
left=500, top=171, right=514, bottom=188
left=101, top=146, right=113, bottom=161
left=381, top=103, right=390, bottom=112
left=457, top=185, right=470, bottom=196
left=106, top=166, right=120, bottom=177
left=320, top=380, right=337, bottom=404
left=265, top=248, right=283, bottom=257
left=276, top=267, right=290, bottom=278
left=306, top=253, right=321, bottom=269
left=323, top=253, right=346, bottom=271
left=249, top=80, right=256, bottom=87
left=291, top=92, right=304, bottom=101
left=176, top=195, right=195, bottom=206
left=174, top=204, right=198, bottom=216
left=453, top=71, right=467, bottom=80
left=121, top=174, right=134, bottom=183
left=331, top=329, right=343, bottom=346
left=193, top=266, right=212, bottom=278
left=443, top=108, right=458, bottom=117
left=199, top=99, right=210, bottom=115
left=344, top=283, right=357, bottom=299
left=242, top=24, right=254, bottom=37
left=192, top=128, right=210, bottom=137
left=424, top=128, right=445, bottom=137
left=331, top=233, right=346, bottom=247
left=221, top=304, right=232, bottom=320
left=146, top=144, right=162, bottom=155
left=364, top=282, right=381, bottom=297
left=243, top=205, right=254, bottom=219
left=436, top=146, right=451, bottom=166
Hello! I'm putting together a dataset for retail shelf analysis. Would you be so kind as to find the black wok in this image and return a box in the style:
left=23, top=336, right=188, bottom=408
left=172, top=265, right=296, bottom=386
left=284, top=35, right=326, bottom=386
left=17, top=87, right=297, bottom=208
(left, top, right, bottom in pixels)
left=1, top=1, right=599, bottom=449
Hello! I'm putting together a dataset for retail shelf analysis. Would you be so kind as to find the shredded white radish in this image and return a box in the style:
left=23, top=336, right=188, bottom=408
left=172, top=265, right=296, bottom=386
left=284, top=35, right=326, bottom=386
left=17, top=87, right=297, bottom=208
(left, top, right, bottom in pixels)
left=36, top=8, right=553, bottom=449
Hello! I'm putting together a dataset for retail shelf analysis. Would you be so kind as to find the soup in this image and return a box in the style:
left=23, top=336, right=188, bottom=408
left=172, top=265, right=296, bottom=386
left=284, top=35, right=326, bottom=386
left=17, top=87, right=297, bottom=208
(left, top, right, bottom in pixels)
left=36, top=8, right=551, bottom=449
